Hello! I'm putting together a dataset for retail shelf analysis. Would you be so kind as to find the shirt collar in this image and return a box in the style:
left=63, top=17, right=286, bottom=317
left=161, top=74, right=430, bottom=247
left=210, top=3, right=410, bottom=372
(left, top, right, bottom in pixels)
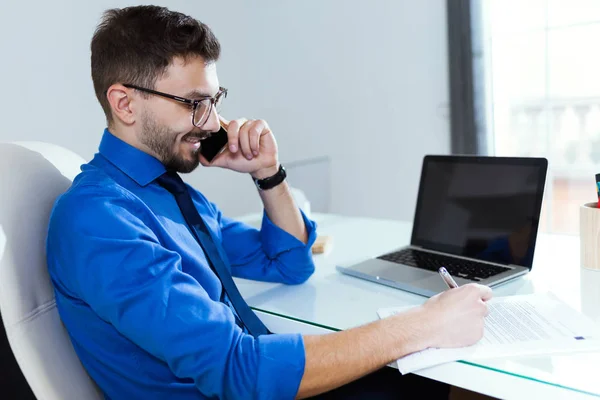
left=99, top=128, right=166, bottom=187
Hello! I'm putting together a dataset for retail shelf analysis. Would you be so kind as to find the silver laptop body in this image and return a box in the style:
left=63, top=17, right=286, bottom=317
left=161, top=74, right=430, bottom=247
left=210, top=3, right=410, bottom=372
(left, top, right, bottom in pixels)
left=336, top=155, right=548, bottom=298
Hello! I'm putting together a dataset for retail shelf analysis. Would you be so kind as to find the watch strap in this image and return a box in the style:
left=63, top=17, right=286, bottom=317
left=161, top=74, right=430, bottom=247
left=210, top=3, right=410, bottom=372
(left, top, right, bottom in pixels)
left=252, top=164, right=286, bottom=190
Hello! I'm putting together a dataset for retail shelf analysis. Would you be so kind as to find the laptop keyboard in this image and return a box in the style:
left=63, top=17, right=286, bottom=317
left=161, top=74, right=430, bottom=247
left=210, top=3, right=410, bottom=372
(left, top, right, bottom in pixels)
left=377, top=249, right=510, bottom=282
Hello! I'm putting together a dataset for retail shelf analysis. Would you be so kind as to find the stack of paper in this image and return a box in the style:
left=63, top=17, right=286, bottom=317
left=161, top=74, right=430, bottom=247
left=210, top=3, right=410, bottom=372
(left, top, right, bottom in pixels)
left=377, top=293, right=600, bottom=374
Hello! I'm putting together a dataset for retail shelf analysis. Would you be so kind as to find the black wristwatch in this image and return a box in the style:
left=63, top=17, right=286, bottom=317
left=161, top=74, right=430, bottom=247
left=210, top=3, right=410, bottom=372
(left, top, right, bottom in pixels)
left=252, top=164, right=286, bottom=191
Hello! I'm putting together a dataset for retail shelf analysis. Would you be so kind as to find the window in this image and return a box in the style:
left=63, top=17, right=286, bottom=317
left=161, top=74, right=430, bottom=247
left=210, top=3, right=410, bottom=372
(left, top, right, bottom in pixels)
left=456, top=0, right=600, bottom=234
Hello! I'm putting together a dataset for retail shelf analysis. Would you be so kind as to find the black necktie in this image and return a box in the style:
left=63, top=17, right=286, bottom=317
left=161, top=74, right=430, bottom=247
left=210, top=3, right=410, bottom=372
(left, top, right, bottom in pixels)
left=156, top=170, right=270, bottom=338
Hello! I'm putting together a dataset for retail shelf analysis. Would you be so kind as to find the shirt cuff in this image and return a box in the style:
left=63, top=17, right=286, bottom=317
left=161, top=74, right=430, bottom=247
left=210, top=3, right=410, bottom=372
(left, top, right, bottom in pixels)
left=260, top=209, right=318, bottom=259
left=255, top=333, right=306, bottom=400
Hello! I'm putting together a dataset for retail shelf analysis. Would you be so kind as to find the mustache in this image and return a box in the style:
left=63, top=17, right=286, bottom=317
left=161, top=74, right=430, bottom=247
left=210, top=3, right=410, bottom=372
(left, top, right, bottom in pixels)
left=182, top=131, right=212, bottom=141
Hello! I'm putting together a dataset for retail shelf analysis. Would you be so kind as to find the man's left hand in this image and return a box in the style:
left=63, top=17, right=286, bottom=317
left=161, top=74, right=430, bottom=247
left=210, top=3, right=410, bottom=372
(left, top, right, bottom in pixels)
left=199, top=117, right=279, bottom=179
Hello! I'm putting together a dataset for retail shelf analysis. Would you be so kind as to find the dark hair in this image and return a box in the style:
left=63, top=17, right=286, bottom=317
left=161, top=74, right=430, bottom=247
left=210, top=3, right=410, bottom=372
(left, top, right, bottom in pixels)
left=91, top=5, right=221, bottom=124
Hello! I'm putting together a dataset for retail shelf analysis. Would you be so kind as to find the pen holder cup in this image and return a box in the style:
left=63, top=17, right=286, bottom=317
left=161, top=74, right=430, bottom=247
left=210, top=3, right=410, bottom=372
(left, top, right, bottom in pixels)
left=580, top=202, right=600, bottom=271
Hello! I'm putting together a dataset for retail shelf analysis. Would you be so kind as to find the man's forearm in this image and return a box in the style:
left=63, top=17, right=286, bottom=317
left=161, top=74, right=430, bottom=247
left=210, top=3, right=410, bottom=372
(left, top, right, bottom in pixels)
left=296, top=306, right=431, bottom=399
left=253, top=164, right=308, bottom=244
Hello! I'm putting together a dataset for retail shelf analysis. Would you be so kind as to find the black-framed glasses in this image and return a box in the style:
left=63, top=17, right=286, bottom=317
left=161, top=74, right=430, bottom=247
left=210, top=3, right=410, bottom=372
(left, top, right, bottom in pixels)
left=123, top=84, right=227, bottom=128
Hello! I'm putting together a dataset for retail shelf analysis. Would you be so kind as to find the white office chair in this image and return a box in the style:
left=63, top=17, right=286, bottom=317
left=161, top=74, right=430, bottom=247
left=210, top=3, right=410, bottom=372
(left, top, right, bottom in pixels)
left=0, top=142, right=103, bottom=399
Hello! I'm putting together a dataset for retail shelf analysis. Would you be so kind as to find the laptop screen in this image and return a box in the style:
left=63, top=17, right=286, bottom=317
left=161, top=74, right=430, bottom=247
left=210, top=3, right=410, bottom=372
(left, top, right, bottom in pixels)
left=411, top=156, right=547, bottom=269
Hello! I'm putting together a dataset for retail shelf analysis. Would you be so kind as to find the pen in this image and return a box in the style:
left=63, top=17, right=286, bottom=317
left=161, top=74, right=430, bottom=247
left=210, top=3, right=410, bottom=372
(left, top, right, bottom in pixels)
left=438, top=267, right=459, bottom=289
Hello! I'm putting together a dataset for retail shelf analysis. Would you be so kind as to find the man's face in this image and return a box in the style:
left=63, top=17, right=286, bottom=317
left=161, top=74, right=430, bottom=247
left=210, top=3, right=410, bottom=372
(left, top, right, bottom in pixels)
left=137, top=56, right=221, bottom=173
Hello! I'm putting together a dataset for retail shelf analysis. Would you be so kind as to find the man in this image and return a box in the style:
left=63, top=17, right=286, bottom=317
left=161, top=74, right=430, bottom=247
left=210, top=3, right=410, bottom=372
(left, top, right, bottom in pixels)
left=46, top=5, right=492, bottom=399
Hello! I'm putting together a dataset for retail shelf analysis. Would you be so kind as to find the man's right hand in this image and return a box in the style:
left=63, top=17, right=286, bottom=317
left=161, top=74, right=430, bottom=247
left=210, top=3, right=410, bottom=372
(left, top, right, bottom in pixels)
left=296, top=283, right=493, bottom=398
left=419, top=283, right=493, bottom=349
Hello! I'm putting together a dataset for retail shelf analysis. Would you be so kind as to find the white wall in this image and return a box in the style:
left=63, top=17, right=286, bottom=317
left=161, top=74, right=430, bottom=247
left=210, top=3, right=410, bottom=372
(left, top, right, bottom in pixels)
left=0, top=0, right=450, bottom=221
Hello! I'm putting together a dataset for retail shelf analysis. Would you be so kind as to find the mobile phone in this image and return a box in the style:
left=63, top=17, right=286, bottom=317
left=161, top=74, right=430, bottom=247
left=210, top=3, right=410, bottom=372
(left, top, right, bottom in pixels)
left=199, top=125, right=229, bottom=162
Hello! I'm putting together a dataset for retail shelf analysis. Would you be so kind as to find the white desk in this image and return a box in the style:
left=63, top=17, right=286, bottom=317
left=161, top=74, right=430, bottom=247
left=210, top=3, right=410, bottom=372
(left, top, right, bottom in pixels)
left=234, top=213, right=600, bottom=400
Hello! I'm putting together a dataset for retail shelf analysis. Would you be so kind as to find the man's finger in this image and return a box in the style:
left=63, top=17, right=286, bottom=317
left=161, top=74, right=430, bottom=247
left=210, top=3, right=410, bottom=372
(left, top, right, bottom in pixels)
left=227, top=119, right=243, bottom=153
left=249, top=120, right=264, bottom=156
left=481, top=300, right=490, bottom=316
left=477, top=284, right=493, bottom=302
left=238, top=120, right=253, bottom=160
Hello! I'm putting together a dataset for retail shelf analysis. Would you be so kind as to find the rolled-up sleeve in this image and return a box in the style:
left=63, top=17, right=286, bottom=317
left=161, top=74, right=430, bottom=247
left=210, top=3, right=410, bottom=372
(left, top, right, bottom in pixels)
left=217, top=207, right=318, bottom=285
left=55, top=187, right=306, bottom=399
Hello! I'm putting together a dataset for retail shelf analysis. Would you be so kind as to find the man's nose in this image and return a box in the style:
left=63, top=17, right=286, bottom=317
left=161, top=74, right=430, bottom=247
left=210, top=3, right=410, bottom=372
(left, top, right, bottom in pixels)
left=201, top=106, right=221, bottom=133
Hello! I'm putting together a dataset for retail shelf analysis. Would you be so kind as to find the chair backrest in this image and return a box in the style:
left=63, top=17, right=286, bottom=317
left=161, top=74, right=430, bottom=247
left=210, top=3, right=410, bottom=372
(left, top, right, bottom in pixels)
left=0, top=142, right=103, bottom=400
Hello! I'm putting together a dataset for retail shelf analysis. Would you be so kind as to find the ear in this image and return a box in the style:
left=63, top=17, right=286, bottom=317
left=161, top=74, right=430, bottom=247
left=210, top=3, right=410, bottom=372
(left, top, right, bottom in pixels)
left=106, top=84, right=136, bottom=126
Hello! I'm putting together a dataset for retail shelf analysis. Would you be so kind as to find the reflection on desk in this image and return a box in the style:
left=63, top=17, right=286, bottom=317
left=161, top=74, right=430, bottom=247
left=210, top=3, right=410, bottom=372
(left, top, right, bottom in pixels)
left=235, top=212, right=600, bottom=399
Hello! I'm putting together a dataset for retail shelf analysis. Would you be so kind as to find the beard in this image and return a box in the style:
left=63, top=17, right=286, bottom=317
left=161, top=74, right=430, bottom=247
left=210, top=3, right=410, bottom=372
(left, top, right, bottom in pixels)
left=139, top=109, right=208, bottom=173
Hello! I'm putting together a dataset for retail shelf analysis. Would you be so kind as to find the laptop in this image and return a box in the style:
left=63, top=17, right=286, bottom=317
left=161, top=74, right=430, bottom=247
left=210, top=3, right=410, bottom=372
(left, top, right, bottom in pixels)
left=336, top=155, right=548, bottom=297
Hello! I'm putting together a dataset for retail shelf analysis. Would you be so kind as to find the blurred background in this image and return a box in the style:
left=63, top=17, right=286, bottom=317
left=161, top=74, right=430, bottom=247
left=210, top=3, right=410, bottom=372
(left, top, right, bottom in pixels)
left=0, top=0, right=450, bottom=222
left=0, top=0, right=595, bottom=235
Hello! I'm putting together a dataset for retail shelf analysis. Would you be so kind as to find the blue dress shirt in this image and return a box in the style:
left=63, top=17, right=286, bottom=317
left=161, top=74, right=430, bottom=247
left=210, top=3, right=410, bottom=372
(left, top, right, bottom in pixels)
left=46, top=129, right=318, bottom=400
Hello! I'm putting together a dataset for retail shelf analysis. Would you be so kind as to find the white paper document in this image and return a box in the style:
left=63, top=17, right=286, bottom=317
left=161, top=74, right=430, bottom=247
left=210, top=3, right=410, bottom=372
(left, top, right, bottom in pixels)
left=377, top=293, right=600, bottom=374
